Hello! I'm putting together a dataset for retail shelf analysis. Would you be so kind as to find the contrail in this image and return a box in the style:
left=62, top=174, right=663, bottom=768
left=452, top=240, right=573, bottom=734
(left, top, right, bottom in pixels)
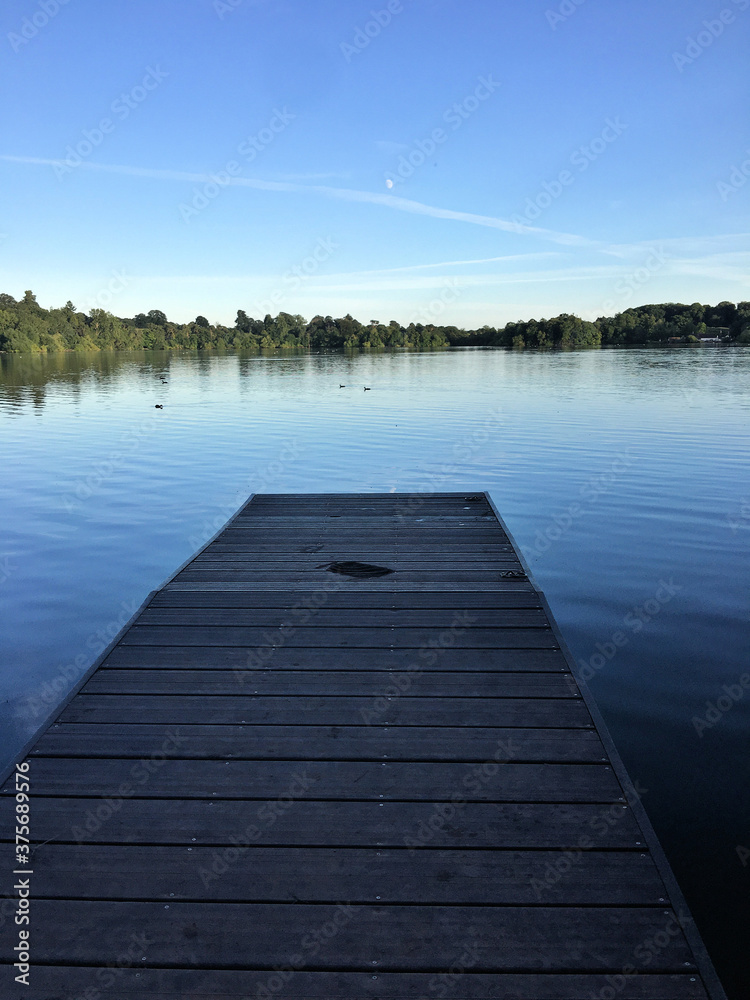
left=0, top=153, right=597, bottom=248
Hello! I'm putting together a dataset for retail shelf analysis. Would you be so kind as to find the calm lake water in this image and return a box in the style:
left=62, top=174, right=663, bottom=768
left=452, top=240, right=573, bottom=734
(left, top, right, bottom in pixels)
left=1, top=345, right=748, bottom=997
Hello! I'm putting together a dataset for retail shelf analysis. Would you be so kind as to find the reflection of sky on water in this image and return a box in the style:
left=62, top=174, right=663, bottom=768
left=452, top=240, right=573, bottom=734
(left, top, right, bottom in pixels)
left=1, top=344, right=748, bottom=991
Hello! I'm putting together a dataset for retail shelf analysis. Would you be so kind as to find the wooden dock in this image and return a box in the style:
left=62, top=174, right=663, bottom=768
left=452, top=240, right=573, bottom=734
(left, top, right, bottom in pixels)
left=0, top=493, right=727, bottom=999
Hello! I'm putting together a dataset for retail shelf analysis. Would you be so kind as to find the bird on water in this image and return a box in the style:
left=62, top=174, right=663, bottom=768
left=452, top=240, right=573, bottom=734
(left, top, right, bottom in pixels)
left=364, top=386, right=371, bottom=391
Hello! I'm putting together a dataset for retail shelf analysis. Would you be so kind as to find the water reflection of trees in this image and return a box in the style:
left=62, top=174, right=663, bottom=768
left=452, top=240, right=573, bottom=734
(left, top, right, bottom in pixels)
left=0, top=352, right=158, bottom=414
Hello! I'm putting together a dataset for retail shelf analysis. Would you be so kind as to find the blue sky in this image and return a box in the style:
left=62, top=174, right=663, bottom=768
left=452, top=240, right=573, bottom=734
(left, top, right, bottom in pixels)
left=1, top=0, right=748, bottom=327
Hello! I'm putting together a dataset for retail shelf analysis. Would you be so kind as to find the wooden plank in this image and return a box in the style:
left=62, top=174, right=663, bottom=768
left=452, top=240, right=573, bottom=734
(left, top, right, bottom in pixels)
left=17, top=967, right=712, bottom=1000
left=227, top=514, right=498, bottom=522
left=245, top=492, right=491, bottom=498
left=170, top=578, right=530, bottom=590
left=242, top=500, right=493, bottom=506
left=190, top=541, right=512, bottom=549
left=148, top=590, right=544, bottom=608
left=163, top=579, right=538, bottom=594
left=231, top=506, right=496, bottom=513
left=218, top=532, right=517, bottom=540
left=176, top=572, right=527, bottom=583
left=4, top=492, right=722, bottom=999
left=224, top=525, right=502, bottom=531
left=100, top=646, right=568, bottom=671
left=0, top=798, right=653, bottom=848
left=229, top=519, right=500, bottom=526
left=231, top=504, right=496, bottom=511
left=57, top=694, right=593, bottom=728
left=237, top=506, right=494, bottom=513
left=201, top=559, right=520, bottom=569
left=136, top=609, right=548, bottom=627
left=119, top=627, right=553, bottom=648
left=3, top=759, right=622, bottom=801
left=0, top=901, right=696, bottom=971
left=164, top=573, right=534, bottom=596
left=26, top=845, right=667, bottom=904
left=243, top=500, right=492, bottom=506
left=227, top=509, right=501, bottom=517
left=81, top=669, right=577, bottom=698
left=235, top=518, right=502, bottom=524
left=199, top=553, right=520, bottom=563
left=239, top=507, right=496, bottom=514
left=204, top=548, right=514, bottom=561
left=191, top=557, right=524, bottom=569
left=30, top=724, right=605, bottom=761
left=220, top=529, right=509, bottom=539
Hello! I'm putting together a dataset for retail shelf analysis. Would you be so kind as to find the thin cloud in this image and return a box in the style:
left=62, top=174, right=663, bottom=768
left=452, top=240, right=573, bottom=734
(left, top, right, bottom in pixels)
left=5, top=154, right=744, bottom=265
left=322, top=252, right=562, bottom=278
left=602, top=233, right=750, bottom=260
left=133, top=263, right=623, bottom=291
left=0, top=154, right=595, bottom=248
left=273, top=171, right=352, bottom=182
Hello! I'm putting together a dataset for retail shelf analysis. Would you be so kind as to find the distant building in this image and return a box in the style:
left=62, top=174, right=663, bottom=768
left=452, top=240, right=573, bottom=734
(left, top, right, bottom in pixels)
left=701, top=326, right=729, bottom=342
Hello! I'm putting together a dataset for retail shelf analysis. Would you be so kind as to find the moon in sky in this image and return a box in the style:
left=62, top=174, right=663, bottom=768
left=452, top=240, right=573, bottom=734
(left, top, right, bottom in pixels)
left=386, top=178, right=393, bottom=189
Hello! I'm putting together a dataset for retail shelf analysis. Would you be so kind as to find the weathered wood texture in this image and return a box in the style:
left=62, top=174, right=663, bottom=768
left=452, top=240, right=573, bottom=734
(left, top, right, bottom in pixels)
left=0, top=493, right=724, bottom=999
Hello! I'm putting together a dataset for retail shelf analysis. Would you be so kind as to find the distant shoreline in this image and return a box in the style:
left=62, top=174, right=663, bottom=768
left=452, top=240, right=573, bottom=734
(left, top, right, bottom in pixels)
left=1, top=341, right=745, bottom=361
left=1, top=292, right=747, bottom=353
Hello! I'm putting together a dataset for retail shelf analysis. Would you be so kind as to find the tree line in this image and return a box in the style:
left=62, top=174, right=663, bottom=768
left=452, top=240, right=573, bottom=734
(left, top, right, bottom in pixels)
left=1, top=291, right=748, bottom=354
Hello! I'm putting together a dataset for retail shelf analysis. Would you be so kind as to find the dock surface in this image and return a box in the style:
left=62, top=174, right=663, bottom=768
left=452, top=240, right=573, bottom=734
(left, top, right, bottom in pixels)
left=0, top=493, right=726, bottom=998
